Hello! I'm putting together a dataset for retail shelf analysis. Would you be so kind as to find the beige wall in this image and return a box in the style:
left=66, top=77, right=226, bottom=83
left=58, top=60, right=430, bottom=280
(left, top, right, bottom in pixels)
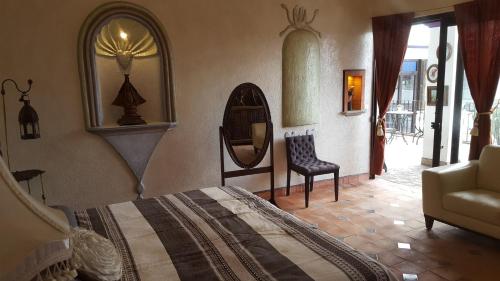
left=0, top=0, right=466, bottom=209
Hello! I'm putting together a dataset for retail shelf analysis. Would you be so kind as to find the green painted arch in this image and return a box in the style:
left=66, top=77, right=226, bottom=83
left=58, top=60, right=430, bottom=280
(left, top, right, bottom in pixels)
left=282, top=29, right=320, bottom=127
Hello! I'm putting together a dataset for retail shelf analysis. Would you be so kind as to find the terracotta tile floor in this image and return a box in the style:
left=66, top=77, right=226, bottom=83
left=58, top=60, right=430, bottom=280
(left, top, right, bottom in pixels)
left=257, top=179, right=500, bottom=281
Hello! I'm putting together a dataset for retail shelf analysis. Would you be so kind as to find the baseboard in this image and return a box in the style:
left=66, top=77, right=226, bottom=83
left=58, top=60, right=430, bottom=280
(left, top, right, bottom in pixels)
left=254, top=173, right=369, bottom=197
left=421, top=157, right=447, bottom=166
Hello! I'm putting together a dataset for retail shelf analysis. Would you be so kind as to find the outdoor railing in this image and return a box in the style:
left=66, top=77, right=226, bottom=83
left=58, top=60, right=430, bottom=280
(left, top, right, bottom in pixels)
left=386, top=99, right=500, bottom=145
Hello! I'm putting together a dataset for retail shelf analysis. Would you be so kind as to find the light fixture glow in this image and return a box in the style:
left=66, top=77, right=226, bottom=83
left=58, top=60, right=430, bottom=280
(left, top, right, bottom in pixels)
left=119, top=31, right=128, bottom=40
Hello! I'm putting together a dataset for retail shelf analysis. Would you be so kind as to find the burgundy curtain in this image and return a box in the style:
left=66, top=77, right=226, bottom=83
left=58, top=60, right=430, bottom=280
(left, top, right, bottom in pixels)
left=455, top=0, right=500, bottom=160
left=370, top=13, right=414, bottom=176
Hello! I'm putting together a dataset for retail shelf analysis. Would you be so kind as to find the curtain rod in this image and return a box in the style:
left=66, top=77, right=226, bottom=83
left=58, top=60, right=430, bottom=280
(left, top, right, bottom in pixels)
left=414, top=5, right=455, bottom=18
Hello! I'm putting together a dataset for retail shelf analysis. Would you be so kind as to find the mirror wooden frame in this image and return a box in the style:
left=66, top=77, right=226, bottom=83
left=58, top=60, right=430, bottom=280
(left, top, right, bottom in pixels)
left=77, top=1, right=176, bottom=131
left=222, top=83, right=271, bottom=169
left=219, top=83, right=276, bottom=204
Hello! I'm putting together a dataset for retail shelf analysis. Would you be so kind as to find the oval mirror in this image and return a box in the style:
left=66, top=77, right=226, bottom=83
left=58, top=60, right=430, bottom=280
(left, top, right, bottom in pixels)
left=222, top=83, right=272, bottom=169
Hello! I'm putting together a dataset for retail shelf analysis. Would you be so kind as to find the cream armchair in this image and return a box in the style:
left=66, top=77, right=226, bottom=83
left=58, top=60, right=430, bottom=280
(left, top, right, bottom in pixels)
left=422, top=145, right=500, bottom=239
left=251, top=122, right=266, bottom=151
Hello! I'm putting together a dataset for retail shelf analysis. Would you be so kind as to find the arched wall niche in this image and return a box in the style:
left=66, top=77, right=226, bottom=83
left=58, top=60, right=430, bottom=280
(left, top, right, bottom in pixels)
left=77, top=1, right=176, bottom=198
left=280, top=4, right=321, bottom=127
left=78, top=1, right=176, bottom=131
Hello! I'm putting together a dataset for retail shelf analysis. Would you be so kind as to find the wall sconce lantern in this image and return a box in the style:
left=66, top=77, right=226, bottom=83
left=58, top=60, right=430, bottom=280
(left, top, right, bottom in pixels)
left=0, top=79, right=40, bottom=166
left=1, top=78, right=47, bottom=204
left=18, top=94, right=40, bottom=139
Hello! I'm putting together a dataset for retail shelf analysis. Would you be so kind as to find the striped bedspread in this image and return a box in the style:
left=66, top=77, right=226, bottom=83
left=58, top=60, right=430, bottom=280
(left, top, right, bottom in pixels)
left=76, top=186, right=394, bottom=281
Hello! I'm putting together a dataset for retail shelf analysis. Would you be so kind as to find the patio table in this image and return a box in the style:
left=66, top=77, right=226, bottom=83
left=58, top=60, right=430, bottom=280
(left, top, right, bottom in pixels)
left=386, top=110, right=414, bottom=144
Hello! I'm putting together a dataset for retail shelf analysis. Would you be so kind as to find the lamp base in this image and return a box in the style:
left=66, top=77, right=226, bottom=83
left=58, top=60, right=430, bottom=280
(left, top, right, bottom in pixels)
left=113, top=74, right=147, bottom=126
left=117, top=116, right=146, bottom=126
left=117, top=105, right=146, bottom=126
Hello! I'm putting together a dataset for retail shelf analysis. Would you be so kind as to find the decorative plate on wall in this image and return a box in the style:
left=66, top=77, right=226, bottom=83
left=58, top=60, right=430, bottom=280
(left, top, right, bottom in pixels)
left=435, top=42, right=453, bottom=61
left=426, top=64, right=438, bottom=83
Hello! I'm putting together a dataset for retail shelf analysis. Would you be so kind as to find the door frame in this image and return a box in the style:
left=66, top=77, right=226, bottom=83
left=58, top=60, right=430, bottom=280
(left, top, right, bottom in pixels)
left=415, top=13, right=465, bottom=166
left=369, top=12, right=462, bottom=177
left=450, top=44, right=465, bottom=164
left=427, top=13, right=455, bottom=167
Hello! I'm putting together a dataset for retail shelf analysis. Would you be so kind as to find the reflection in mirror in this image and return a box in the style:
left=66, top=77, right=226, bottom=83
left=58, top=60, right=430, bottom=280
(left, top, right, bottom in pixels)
left=95, top=18, right=160, bottom=126
left=223, top=83, right=271, bottom=168
left=342, top=69, right=365, bottom=114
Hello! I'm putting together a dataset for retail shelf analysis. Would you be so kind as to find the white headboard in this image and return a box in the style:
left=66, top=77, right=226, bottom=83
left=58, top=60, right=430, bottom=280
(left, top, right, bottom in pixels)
left=0, top=156, right=71, bottom=281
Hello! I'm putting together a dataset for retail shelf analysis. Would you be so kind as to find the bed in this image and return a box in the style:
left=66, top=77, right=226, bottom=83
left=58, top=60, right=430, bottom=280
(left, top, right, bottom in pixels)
left=76, top=186, right=395, bottom=281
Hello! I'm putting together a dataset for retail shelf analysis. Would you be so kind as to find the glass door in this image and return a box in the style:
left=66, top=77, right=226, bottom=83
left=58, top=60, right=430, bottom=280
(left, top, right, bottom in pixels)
left=380, top=12, right=485, bottom=178
left=412, top=13, right=460, bottom=168
left=382, top=17, right=456, bottom=176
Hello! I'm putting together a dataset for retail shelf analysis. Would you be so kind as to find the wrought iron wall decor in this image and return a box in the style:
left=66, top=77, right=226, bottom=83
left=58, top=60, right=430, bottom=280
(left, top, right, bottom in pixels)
left=280, top=4, right=321, bottom=127
left=279, top=5, right=321, bottom=38
left=0, top=79, right=40, bottom=167
left=1, top=78, right=47, bottom=203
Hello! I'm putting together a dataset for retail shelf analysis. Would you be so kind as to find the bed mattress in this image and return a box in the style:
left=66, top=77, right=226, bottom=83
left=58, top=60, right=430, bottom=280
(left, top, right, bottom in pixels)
left=76, top=186, right=394, bottom=281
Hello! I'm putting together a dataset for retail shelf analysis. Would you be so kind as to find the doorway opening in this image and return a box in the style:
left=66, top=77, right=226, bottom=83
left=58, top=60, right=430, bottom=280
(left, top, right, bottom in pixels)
left=381, top=14, right=500, bottom=188
left=382, top=16, right=458, bottom=187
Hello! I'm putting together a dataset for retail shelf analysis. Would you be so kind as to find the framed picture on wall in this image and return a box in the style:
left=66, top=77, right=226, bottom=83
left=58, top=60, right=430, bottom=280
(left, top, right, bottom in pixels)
left=426, top=85, right=449, bottom=106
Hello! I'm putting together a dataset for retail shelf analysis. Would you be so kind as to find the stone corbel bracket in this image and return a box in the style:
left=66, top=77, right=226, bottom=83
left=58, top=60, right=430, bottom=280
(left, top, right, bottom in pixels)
left=89, top=123, right=174, bottom=199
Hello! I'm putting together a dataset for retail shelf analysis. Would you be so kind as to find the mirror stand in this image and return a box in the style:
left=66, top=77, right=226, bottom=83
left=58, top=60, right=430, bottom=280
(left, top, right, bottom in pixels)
left=219, top=125, right=276, bottom=205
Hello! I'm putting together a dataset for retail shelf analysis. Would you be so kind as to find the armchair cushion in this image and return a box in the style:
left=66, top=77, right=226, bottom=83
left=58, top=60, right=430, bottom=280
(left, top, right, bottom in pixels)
left=443, top=189, right=500, bottom=226
left=251, top=122, right=266, bottom=149
left=422, top=161, right=478, bottom=195
left=478, top=145, right=500, bottom=193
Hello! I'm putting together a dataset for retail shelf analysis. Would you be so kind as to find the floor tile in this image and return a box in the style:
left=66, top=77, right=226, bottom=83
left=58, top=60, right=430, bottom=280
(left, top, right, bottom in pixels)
left=378, top=251, right=405, bottom=266
left=430, top=266, right=463, bottom=281
left=418, top=271, right=447, bottom=281
left=256, top=178, right=500, bottom=281
left=393, top=261, right=426, bottom=274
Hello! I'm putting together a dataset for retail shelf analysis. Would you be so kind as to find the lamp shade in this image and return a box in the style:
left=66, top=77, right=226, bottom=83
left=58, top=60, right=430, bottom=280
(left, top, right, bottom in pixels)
left=18, top=99, right=40, bottom=139
left=95, top=18, right=158, bottom=74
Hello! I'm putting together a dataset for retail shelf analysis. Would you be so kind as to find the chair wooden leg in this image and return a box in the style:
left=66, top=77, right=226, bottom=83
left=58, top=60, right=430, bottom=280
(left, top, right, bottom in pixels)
left=424, top=215, right=434, bottom=230
left=310, top=176, right=314, bottom=192
left=305, top=176, right=310, bottom=208
left=334, top=170, right=339, bottom=202
left=286, top=168, right=291, bottom=196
